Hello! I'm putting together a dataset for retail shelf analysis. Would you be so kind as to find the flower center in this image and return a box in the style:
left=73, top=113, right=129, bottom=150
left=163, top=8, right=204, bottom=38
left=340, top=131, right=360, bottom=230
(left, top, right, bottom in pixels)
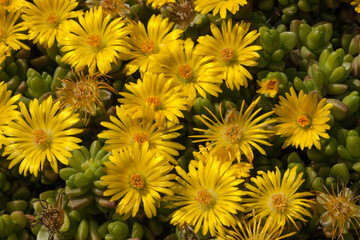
left=224, top=124, right=243, bottom=144
left=0, top=0, right=8, bottom=5
left=41, top=205, right=65, bottom=233
left=33, top=129, right=49, bottom=145
left=141, top=39, right=155, bottom=53
left=132, top=133, right=149, bottom=145
left=47, top=14, right=58, bottom=25
left=178, top=64, right=193, bottom=79
left=74, top=81, right=95, bottom=104
left=220, top=48, right=234, bottom=61
left=145, top=96, right=160, bottom=107
left=267, top=79, right=278, bottom=90
left=270, top=193, right=288, bottom=213
left=328, top=196, right=352, bottom=217
left=297, top=114, right=311, bottom=128
left=87, top=34, right=102, bottom=48
left=129, top=173, right=145, bottom=190
left=195, top=189, right=213, bottom=206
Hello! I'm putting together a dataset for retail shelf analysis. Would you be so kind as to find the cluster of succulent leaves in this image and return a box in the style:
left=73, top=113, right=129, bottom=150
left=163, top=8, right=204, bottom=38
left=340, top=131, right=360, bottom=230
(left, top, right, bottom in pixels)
left=2, top=0, right=360, bottom=240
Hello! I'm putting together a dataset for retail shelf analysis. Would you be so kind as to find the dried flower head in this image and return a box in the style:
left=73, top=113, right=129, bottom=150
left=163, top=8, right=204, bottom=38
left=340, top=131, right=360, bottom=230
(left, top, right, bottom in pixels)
left=56, top=70, right=116, bottom=126
left=316, top=182, right=360, bottom=239
left=161, top=0, right=197, bottom=30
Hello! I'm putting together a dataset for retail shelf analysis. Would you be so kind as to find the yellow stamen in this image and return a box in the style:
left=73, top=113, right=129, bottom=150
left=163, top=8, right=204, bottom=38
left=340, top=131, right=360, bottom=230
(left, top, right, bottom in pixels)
left=129, top=173, right=145, bottom=190
left=141, top=39, right=155, bottom=53
left=47, top=14, right=58, bottom=25
left=270, top=193, right=288, bottom=213
left=132, top=133, right=149, bottom=145
left=87, top=34, right=102, bottom=48
left=178, top=64, right=193, bottom=79
left=224, top=124, right=243, bottom=144
left=0, top=0, right=8, bottom=5
left=297, top=115, right=311, bottom=128
left=220, top=48, right=234, bottom=61
left=33, top=129, right=49, bottom=145
left=145, top=96, right=160, bottom=107
left=195, top=189, right=213, bottom=205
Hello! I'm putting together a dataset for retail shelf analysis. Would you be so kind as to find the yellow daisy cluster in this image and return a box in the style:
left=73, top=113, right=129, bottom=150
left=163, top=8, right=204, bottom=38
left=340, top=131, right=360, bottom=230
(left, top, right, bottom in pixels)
left=0, top=0, right=341, bottom=239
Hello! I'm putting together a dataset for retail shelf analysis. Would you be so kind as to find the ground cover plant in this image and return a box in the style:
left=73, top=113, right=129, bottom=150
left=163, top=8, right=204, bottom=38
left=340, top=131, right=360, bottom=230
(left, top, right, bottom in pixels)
left=1, top=0, right=360, bottom=239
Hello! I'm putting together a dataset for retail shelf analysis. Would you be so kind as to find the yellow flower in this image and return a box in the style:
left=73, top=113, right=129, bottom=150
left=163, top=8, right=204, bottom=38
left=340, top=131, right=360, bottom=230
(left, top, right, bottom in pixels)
left=101, top=144, right=175, bottom=219
left=273, top=87, right=333, bottom=150
left=351, top=0, right=360, bottom=13
left=217, top=213, right=296, bottom=240
left=146, top=0, right=175, bottom=9
left=256, top=78, right=279, bottom=98
left=316, top=183, right=360, bottom=239
left=120, top=14, right=183, bottom=75
left=151, top=38, right=223, bottom=102
left=0, top=82, right=21, bottom=149
left=56, top=70, right=116, bottom=126
left=2, top=96, right=82, bottom=177
left=194, top=20, right=261, bottom=90
left=194, top=0, right=247, bottom=19
left=0, top=8, right=29, bottom=50
left=60, top=6, right=130, bottom=74
left=0, top=0, right=27, bottom=12
left=98, top=105, right=185, bottom=164
left=0, top=44, right=10, bottom=67
left=192, top=97, right=274, bottom=163
left=119, top=73, right=188, bottom=126
left=243, top=167, right=313, bottom=229
left=169, top=157, right=245, bottom=236
left=21, top=0, right=79, bottom=48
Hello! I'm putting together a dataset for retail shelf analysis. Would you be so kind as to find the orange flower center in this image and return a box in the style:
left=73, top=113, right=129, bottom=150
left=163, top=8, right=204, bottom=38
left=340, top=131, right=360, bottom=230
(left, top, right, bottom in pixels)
left=47, top=14, right=58, bottom=25
left=195, top=189, right=213, bottom=206
left=0, top=0, right=8, bottom=5
left=270, top=193, right=288, bottom=213
left=220, top=48, right=234, bottom=61
left=266, top=79, right=278, bottom=90
left=87, top=34, right=102, bottom=48
left=33, top=129, right=49, bottom=145
left=145, top=96, right=160, bottom=107
left=132, top=133, right=149, bottom=145
left=178, top=64, right=193, bottom=79
left=224, top=124, right=243, bottom=143
left=129, top=173, right=145, bottom=190
left=141, top=39, right=155, bottom=53
left=296, top=114, right=311, bottom=128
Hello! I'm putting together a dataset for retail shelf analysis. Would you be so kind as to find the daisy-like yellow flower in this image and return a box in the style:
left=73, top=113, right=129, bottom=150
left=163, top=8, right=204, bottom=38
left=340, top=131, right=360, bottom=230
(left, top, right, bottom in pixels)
left=21, top=0, right=78, bottom=49
left=216, top=213, right=296, bottom=240
left=243, top=167, right=313, bottom=229
left=0, top=82, right=21, bottom=149
left=257, top=78, right=279, bottom=98
left=60, top=6, right=130, bottom=74
left=120, top=14, right=183, bottom=76
left=151, top=38, right=223, bottom=102
left=316, top=184, right=360, bottom=239
left=56, top=70, right=116, bottom=126
left=0, top=0, right=27, bottom=12
left=146, top=0, right=175, bottom=9
left=0, top=8, right=29, bottom=50
left=351, top=0, right=360, bottom=13
left=98, top=105, right=184, bottom=164
left=192, top=97, right=274, bottom=163
left=0, top=44, right=10, bottom=67
left=194, top=20, right=261, bottom=90
left=2, top=96, right=82, bottom=177
left=101, top=144, right=175, bottom=219
left=169, top=157, right=245, bottom=236
left=194, top=0, right=247, bottom=19
left=119, top=73, right=188, bottom=126
left=273, top=87, right=333, bottom=150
